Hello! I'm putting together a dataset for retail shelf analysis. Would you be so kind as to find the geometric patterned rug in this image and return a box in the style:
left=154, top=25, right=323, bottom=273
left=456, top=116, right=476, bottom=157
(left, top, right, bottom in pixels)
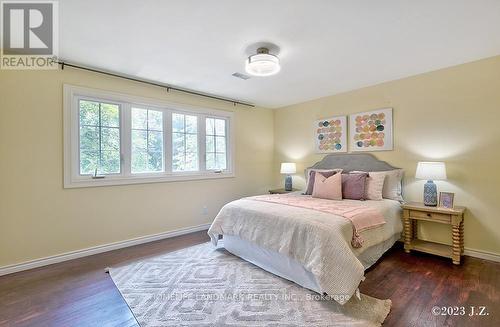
left=109, top=243, right=391, bottom=326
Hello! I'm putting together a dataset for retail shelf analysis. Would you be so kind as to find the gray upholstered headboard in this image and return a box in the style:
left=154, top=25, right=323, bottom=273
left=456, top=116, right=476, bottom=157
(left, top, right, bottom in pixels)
left=306, top=153, right=400, bottom=174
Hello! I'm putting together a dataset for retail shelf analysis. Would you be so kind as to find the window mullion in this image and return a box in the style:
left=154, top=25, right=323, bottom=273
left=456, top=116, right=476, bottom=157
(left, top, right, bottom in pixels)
left=199, top=115, right=206, bottom=172
left=164, top=110, right=172, bottom=173
left=183, top=116, right=187, bottom=170
left=98, top=103, right=102, bottom=174
left=121, top=103, right=132, bottom=176
left=146, top=109, right=150, bottom=172
left=226, top=117, right=232, bottom=173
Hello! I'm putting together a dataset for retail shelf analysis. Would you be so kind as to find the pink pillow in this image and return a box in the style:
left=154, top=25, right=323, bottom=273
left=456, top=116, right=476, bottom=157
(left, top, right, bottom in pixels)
left=305, top=169, right=342, bottom=195
left=312, top=172, right=342, bottom=200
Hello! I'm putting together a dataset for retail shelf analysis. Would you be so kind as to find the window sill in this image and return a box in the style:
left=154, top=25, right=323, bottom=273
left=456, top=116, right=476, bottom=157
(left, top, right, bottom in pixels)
left=64, top=172, right=235, bottom=188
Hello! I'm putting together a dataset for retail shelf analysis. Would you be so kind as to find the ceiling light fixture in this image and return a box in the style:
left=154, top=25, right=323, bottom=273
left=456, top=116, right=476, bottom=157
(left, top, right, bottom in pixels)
left=245, top=47, right=280, bottom=77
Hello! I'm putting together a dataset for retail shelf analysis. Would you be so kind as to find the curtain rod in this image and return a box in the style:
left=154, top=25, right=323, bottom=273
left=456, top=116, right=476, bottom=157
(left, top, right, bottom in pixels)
left=57, top=61, right=255, bottom=108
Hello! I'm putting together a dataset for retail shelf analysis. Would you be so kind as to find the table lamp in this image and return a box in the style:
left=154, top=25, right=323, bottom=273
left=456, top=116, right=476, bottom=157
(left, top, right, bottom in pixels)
left=415, top=162, right=447, bottom=206
left=280, top=163, right=296, bottom=191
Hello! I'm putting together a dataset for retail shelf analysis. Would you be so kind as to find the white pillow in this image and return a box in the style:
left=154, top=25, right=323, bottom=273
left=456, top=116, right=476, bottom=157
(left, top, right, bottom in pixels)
left=364, top=172, right=386, bottom=200
left=381, top=169, right=404, bottom=201
left=351, top=169, right=403, bottom=201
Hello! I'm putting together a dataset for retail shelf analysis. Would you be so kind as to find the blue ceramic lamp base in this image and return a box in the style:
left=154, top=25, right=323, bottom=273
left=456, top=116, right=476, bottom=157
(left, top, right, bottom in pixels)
left=284, top=175, right=293, bottom=191
left=423, top=180, right=438, bottom=206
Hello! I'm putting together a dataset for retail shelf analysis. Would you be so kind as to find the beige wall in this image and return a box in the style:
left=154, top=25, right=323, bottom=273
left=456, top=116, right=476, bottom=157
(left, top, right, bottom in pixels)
left=274, top=56, right=500, bottom=256
left=0, top=68, right=274, bottom=267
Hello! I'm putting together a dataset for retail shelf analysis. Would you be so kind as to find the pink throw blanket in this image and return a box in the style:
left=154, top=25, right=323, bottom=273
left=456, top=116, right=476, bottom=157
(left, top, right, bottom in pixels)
left=249, top=194, right=386, bottom=248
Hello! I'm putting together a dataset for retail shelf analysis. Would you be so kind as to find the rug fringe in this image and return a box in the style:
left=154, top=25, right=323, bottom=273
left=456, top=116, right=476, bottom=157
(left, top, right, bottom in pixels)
left=379, top=299, right=392, bottom=325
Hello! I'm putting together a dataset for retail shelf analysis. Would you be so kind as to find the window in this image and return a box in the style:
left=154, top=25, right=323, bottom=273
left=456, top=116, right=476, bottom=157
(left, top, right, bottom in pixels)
left=131, top=108, right=164, bottom=173
left=64, top=85, right=234, bottom=188
left=172, top=113, right=198, bottom=172
left=79, top=100, right=121, bottom=175
left=205, top=118, right=227, bottom=171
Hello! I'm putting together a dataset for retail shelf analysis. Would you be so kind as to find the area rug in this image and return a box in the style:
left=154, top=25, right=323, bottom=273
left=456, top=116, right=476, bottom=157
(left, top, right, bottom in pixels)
left=109, top=243, right=391, bottom=326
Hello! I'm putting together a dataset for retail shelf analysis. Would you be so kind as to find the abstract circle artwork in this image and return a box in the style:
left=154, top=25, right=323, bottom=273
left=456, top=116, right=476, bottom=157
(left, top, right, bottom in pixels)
left=349, top=108, right=393, bottom=152
left=315, top=116, right=347, bottom=153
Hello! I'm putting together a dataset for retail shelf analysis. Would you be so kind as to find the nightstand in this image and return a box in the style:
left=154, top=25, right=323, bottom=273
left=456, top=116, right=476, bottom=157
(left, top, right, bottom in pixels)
left=268, top=188, right=299, bottom=194
left=401, top=201, right=466, bottom=265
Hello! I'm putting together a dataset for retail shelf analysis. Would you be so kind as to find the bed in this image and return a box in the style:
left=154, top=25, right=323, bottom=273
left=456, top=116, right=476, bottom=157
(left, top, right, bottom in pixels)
left=208, top=154, right=403, bottom=304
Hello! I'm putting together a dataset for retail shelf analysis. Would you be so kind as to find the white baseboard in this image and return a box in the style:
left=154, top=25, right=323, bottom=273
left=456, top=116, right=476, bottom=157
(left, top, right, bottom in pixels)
left=395, top=240, right=500, bottom=263
left=0, top=223, right=211, bottom=277
left=464, top=248, right=500, bottom=263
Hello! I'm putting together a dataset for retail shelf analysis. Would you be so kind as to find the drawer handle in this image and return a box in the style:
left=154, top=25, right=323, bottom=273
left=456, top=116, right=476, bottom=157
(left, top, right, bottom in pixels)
left=427, top=213, right=432, bottom=217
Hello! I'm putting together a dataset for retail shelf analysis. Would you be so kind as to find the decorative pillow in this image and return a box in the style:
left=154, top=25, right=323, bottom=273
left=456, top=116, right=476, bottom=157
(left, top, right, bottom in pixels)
left=312, top=172, right=342, bottom=200
left=304, top=169, right=343, bottom=195
left=351, top=169, right=403, bottom=201
left=363, top=172, right=386, bottom=200
left=381, top=169, right=404, bottom=201
left=341, top=173, right=368, bottom=200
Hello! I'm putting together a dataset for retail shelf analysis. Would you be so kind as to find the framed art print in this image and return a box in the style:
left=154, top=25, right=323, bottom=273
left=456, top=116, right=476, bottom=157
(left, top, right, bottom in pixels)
left=439, top=192, right=455, bottom=209
left=314, top=116, right=347, bottom=153
left=349, top=108, right=393, bottom=152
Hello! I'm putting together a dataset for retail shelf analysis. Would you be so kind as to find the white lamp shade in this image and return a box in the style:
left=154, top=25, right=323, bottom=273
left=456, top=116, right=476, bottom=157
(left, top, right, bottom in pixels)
left=415, top=162, right=447, bottom=180
left=280, top=162, right=296, bottom=174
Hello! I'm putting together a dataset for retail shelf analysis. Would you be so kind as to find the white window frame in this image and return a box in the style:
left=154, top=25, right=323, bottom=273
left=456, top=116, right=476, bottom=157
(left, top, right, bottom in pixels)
left=64, top=85, right=235, bottom=188
left=205, top=116, right=229, bottom=172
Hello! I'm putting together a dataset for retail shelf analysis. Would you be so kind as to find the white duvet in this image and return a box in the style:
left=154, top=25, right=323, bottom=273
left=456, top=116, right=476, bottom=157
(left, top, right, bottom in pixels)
left=208, top=195, right=402, bottom=304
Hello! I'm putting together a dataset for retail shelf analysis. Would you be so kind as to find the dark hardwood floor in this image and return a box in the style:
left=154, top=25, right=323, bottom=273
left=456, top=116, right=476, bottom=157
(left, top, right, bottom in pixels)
left=361, top=243, right=499, bottom=327
left=0, top=232, right=209, bottom=327
left=0, top=231, right=498, bottom=327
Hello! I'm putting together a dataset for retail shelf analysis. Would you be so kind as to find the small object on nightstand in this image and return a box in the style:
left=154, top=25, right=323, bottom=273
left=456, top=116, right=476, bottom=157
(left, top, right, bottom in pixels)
left=439, top=192, right=455, bottom=208
left=280, top=162, right=296, bottom=191
left=415, top=162, right=447, bottom=206
left=269, top=188, right=299, bottom=194
left=401, top=201, right=466, bottom=265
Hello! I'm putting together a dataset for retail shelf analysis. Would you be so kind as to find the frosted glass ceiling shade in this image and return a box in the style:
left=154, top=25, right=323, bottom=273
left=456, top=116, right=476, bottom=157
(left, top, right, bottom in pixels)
left=245, top=48, right=281, bottom=76
left=280, top=162, right=296, bottom=174
left=415, top=162, right=447, bottom=180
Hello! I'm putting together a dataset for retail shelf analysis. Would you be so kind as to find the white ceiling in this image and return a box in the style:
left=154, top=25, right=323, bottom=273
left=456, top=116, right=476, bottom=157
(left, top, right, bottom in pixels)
left=60, top=0, right=500, bottom=108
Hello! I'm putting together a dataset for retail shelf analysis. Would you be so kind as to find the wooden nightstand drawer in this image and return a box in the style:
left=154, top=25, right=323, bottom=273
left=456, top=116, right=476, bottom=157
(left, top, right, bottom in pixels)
left=409, top=210, right=451, bottom=223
